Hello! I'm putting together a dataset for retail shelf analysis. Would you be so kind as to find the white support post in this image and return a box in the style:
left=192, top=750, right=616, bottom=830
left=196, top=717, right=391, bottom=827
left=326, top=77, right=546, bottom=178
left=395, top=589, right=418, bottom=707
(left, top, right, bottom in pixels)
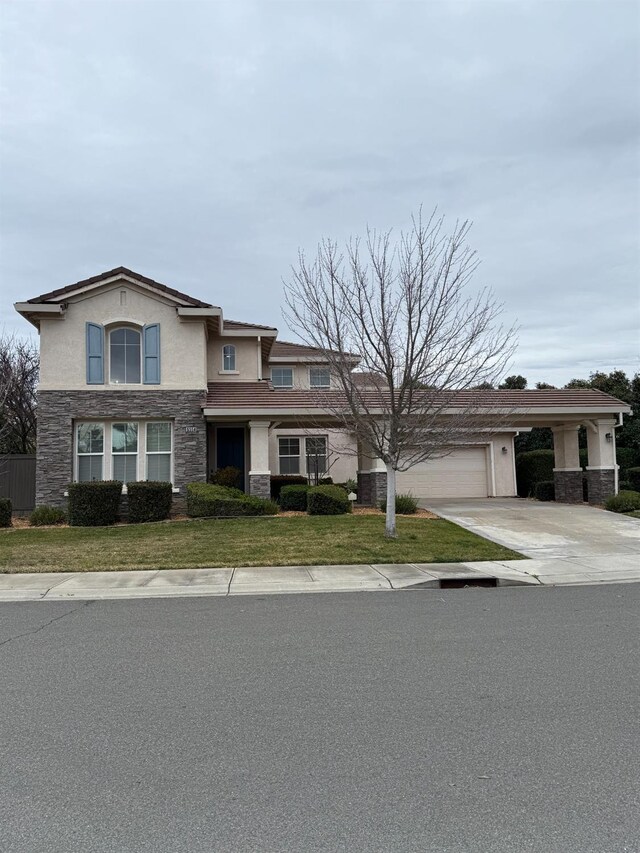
left=248, top=420, right=271, bottom=499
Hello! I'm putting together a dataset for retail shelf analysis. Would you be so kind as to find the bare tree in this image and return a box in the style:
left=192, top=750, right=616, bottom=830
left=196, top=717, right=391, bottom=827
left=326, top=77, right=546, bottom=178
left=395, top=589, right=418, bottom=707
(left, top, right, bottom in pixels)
left=283, top=209, right=517, bottom=537
left=0, top=333, right=39, bottom=455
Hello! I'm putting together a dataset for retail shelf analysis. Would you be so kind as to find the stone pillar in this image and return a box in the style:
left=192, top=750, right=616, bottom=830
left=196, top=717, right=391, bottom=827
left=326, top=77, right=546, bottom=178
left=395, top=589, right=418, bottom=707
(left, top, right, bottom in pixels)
left=552, top=424, right=583, bottom=503
left=585, top=419, right=617, bottom=504
left=248, top=420, right=271, bottom=499
left=357, top=439, right=387, bottom=507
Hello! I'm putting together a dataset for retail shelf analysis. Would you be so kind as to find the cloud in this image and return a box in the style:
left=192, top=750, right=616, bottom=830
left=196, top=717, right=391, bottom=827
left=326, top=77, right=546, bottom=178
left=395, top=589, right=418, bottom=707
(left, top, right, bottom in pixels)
left=1, top=0, right=638, bottom=384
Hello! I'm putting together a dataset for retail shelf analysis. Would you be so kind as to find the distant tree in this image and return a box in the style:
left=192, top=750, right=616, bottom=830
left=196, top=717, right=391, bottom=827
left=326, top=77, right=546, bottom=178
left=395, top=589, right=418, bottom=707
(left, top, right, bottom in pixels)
left=284, top=209, right=517, bottom=537
left=474, top=381, right=495, bottom=390
left=565, top=378, right=591, bottom=389
left=499, top=374, right=527, bottom=390
left=0, top=333, right=39, bottom=454
left=535, top=382, right=556, bottom=389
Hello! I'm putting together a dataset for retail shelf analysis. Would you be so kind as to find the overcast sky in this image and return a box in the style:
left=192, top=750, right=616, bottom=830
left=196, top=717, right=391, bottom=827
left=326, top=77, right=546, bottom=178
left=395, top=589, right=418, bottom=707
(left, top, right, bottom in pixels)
left=1, top=0, right=638, bottom=386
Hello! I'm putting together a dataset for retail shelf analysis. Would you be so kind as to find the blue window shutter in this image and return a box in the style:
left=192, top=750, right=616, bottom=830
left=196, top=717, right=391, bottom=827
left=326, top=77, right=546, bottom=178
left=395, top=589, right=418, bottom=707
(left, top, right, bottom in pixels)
left=143, top=323, right=161, bottom=384
left=86, top=323, right=104, bottom=384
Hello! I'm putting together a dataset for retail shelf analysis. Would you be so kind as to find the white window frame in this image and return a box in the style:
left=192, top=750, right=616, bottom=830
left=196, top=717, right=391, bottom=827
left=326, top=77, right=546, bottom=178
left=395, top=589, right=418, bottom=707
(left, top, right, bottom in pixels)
left=111, top=422, right=139, bottom=484
left=75, top=422, right=105, bottom=482
left=145, top=421, right=174, bottom=483
left=305, top=435, right=328, bottom=476
left=309, top=366, right=331, bottom=388
left=109, top=326, right=142, bottom=385
left=271, top=366, right=294, bottom=388
left=278, top=437, right=301, bottom=474
left=221, top=344, right=237, bottom=373
left=74, top=421, right=174, bottom=487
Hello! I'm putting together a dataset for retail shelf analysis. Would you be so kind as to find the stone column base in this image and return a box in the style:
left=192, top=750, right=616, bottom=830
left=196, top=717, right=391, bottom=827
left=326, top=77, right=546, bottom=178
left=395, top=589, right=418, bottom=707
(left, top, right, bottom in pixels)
left=553, top=470, right=584, bottom=504
left=586, top=468, right=616, bottom=505
left=357, top=471, right=387, bottom=507
left=249, top=473, right=271, bottom=499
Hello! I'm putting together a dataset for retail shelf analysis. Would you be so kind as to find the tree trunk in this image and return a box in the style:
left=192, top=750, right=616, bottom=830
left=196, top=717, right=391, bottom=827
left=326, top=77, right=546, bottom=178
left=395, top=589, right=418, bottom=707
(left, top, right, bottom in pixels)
left=384, top=462, right=397, bottom=538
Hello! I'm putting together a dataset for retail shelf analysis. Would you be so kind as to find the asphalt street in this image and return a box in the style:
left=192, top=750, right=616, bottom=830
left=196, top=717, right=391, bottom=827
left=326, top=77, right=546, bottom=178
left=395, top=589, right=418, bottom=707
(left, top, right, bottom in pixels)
left=1, top=586, right=639, bottom=853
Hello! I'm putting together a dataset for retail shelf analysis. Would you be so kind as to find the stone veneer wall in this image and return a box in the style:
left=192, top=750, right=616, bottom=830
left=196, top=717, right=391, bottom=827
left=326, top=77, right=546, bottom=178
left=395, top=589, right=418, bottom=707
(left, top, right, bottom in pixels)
left=357, top=471, right=388, bottom=507
left=586, top=469, right=616, bottom=505
left=248, top=473, right=271, bottom=499
left=553, top=470, right=584, bottom=504
left=36, top=390, right=207, bottom=509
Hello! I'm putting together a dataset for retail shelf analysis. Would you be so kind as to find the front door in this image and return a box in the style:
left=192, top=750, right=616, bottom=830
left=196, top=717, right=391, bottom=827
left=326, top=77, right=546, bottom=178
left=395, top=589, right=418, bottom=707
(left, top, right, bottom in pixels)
left=216, top=427, right=246, bottom=490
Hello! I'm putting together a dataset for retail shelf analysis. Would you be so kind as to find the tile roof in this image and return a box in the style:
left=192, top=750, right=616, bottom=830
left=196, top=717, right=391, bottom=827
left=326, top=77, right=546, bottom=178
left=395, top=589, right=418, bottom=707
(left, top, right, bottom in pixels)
left=204, top=383, right=631, bottom=411
left=270, top=340, right=359, bottom=359
left=224, top=319, right=278, bottom=332
left=27, top=266, right=213, bottom=308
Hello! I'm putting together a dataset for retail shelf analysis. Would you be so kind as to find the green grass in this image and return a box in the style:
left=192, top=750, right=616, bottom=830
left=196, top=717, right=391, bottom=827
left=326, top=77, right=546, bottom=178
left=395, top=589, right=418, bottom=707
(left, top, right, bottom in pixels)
left=625, top=510, right=640, bottom=519
left=0, top=515, right=523, bottom=573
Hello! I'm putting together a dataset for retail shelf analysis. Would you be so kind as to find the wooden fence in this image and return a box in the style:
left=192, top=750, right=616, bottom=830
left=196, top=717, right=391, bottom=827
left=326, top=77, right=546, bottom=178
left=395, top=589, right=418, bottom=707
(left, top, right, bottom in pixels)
left=0, top=454, right=36, bottom=513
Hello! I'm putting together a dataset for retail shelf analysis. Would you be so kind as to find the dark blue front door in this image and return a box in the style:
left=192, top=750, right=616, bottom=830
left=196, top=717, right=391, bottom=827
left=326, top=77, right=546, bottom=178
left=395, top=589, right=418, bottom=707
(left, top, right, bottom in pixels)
left=216, top=428, right=245, bottom=488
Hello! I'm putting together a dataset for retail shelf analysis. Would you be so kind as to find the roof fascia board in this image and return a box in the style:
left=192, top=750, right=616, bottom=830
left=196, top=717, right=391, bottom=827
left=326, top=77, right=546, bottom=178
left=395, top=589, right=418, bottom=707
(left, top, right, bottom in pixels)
left=220, top=328, right=278, bottom=338
left=44, top=274, right=194, bottom=305
left=177, top=307, right=222, bottom=317
left=203, top=404, right=631, bottom=418
left=15, top=302, right=65, bottom=315
left=269, top=355, right=360, bottom=363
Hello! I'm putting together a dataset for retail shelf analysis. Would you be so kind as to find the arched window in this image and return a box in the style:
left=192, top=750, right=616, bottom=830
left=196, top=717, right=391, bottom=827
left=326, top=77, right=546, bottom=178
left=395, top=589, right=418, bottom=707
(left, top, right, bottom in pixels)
left=222, top=344, right=236, bottom=372
left=110, top=327, right=141, bottom=384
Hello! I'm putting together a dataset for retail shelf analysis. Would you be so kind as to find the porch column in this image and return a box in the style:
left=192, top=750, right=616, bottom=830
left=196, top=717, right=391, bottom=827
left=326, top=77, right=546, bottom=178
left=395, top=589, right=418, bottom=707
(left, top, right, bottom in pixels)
left=357, top=439, right=387, bottom=507
left=552, top=424, right=583, bottom=503
left=585, top=419, right=617, bottom=504
left=248, top=420, right=271, bottom=499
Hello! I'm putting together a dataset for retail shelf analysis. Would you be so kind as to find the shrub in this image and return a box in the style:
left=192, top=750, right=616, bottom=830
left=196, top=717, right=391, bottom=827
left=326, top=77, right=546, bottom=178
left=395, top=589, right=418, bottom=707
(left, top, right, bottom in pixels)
left=307, top=484, right=351, bottom=515
left=0, top=498, right=12, bottom=528
left=186, top=482, right=278, bottom=517
left=211, top=466, right=243, bottom=489
left=627, top=468, right=640, bottom=492
left=127, top=481, right=173, bottom=523
left=270, top=475, right=308, bottom=501
left=380, top=493, right=419, bottom=514
left=604, top=490, right=640, bottom=514
left=68, top=481, right=122, bottom=526
left=29, top=505, right=67, bottom=526
left=516, top=449, right=555, bottom=497
left=318, top=477, right=334, bottom=485
left=534, top=481, right=555, bottom=502
left=339, top=478, right=358, bottom=494
left=619, top=480, right=633, bottom=492
left=279, top=484, right=310, bottom=511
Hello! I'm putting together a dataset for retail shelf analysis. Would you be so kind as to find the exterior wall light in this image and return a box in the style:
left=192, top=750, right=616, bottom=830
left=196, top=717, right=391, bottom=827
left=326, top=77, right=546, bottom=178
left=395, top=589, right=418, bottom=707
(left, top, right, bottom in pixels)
left=501, top=446, right=508, bottom=453
left=605, top=433, right=612, bottom=442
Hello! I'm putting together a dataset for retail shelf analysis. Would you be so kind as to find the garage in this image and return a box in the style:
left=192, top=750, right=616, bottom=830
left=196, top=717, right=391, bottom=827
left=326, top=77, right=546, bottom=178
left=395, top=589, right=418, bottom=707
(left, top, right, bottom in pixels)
left=396, top=446, right=489, bottom=499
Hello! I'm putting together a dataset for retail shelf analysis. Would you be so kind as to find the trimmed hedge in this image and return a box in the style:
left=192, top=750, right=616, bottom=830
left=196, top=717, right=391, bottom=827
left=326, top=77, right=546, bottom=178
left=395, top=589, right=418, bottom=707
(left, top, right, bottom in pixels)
left=307, top=485, right=351, bottom=515
left=617, top=448, right=640, bottom=477
left=68, top=481, right=122, bottom=526
left=627, top=468, right=640, bottom=492
left=211, top=466, right=243, bottom=489
left=187, top=482, right=278, bottom=517
left=380, top=493, right=419, bottom=514
left=0, top=497, right=12, bottom=527
left=29, top=505, right=67, bottom=526
left=270, top=475, right=308, bottom=501
left=516, top=449, right=555, bottom=497
left=604, top=490, right=640, bottom=514
left=127, top=481, right=173, bottom=523
left=534, top=481, right=555, bottom=502
left=279, top=484, right=310, bottom=511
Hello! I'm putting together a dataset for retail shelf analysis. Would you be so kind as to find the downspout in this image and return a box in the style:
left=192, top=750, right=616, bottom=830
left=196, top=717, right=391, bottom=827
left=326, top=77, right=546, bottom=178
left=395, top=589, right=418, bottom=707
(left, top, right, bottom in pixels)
left=613, top=412, right=626, bottom=495
left=257, top=336, right=262, bottom=380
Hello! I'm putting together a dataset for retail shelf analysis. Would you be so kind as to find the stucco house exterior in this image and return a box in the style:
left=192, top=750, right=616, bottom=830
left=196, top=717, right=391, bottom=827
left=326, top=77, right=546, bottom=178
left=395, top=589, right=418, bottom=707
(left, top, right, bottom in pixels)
left=15, top=267, right=631, bottom=510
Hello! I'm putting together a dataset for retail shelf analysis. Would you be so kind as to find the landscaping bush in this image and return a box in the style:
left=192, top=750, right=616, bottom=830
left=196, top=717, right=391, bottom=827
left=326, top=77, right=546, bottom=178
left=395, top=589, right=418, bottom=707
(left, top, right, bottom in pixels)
left=627, top=467, right=640, bottom=492
left=279, top=484, right=310, bottom=511
left=604, top=490, right=640, bottom=514
left=516, top=449, right=555, bottom=497
left=318, top=477, right=334, bottom=485
left=211, top=466, right=243, bottom=489
left=187, top=482, right=278, bottom=517
left=68, top=481, right=122, bottom=526
left=29, top=505, right=67, bottom=526
left=617, top=448, right=640, bottom=478
left=127, top=481, right=173, bottom=523
left=307, top=484, right=351, bottom=515
left=619, top=480, right=633, bottom=492
left=0, top=497, right=12, bottom=527
left=337, top=478, right=358, bottom=495
left=270, top=475, right=308, bottom=501
left=534, top=481, right=555, bottom=502
left=380, top=493, right=419, bottom=514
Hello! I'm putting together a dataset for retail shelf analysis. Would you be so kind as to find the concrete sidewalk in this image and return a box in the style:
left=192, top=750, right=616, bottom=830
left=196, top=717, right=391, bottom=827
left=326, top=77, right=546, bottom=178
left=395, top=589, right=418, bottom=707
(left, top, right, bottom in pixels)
left=1, top=555, right=639, bottom=602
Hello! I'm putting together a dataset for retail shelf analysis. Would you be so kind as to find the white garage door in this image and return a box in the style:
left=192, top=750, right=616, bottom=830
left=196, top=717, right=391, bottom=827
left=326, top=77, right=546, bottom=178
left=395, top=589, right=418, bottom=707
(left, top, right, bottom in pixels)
left=396, top=446, right=489, bottom=499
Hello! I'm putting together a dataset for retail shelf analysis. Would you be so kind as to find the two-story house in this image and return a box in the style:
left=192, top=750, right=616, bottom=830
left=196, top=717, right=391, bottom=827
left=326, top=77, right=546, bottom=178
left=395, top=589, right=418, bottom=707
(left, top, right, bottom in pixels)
left=15, top=267, right=629, bottom=510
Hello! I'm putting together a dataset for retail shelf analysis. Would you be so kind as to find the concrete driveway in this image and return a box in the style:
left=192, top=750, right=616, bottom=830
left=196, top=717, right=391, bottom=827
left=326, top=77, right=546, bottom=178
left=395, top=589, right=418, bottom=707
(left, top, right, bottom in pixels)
left=422, top=498, right=640, bottom=585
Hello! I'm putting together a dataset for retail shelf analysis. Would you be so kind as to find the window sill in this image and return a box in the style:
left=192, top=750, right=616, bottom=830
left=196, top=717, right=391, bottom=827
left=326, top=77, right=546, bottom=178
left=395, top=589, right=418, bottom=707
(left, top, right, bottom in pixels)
left=64, top=486, right=180, bottom=496
left=218, top=370, right=239, bottom=375
left=310, top=386, right=331, bottom=390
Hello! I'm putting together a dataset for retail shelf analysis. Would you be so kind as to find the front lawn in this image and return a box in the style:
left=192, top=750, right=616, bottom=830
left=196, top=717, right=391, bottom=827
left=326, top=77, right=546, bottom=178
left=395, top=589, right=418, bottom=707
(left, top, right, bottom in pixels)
left=0, top=515, right=523, bottom=572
